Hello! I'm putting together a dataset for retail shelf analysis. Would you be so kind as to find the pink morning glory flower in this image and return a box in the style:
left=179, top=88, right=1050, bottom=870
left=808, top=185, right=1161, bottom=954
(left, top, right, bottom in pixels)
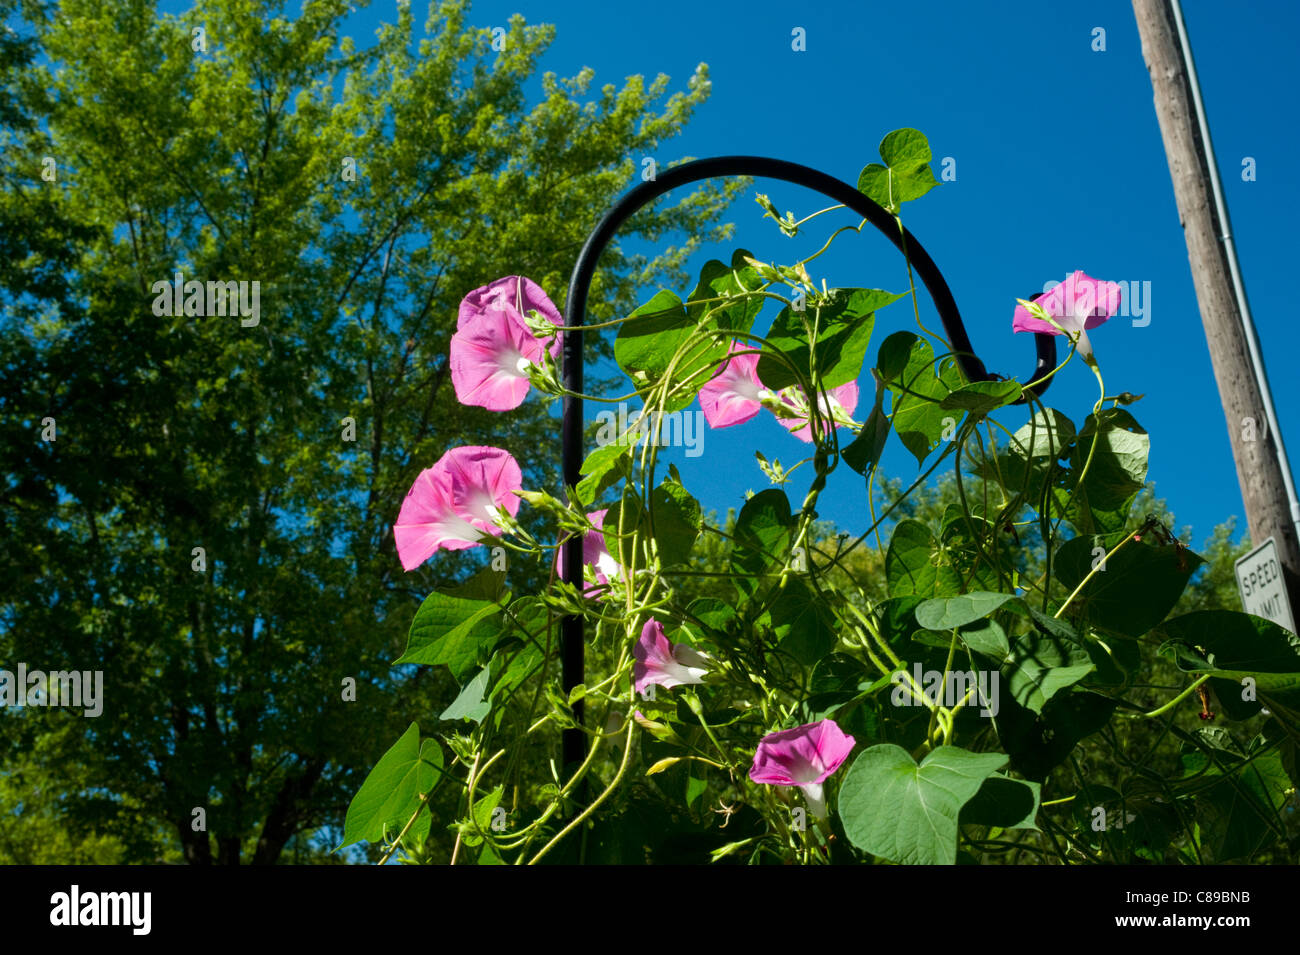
left=393, top=445, right=523, bottom=571
left=450, top=276, right=563, bottom=411
left=633, top=619, right=710, bottom=697
left=1012, top=270, right=1122, bottom=362
left=698, top=342, right=773, bottom=429
left=774, top=380, right=859, bottom=443
left=554, top=509, right=623, bottom=594
left=749, top=719, right=857, bottom=818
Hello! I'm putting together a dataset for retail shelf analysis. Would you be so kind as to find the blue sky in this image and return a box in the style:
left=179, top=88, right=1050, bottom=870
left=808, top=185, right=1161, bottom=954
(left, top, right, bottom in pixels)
left=151, top=0, right=1297, bottom=550
left=384, top=0, right=1296, bottom=548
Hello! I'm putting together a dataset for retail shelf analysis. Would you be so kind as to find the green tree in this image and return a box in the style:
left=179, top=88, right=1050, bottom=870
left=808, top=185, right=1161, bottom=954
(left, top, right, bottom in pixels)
left=0, top=0, right=743, bottom=863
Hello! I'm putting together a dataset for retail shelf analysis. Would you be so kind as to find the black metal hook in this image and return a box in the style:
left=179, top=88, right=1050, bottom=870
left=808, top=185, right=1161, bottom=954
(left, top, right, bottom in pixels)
left=558, top=156, right=1056, bottom=771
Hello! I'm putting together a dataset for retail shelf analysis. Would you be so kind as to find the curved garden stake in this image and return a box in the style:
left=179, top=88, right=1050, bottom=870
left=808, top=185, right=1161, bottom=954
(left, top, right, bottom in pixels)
left=559, top=156, right=1057, bottom=771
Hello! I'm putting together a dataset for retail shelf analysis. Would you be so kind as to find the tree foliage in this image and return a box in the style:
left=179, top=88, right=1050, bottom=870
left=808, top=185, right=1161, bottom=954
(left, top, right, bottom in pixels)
left=0, top=0, right=742, bottom=863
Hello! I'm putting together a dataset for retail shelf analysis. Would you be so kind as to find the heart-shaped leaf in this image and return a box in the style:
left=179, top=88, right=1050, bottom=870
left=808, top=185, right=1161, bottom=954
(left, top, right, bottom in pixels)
left=838, top=744, right=1007, bottom=864
left=856, top=128, right=941, bottom=213
left=338, top=723, right=440, bottom=850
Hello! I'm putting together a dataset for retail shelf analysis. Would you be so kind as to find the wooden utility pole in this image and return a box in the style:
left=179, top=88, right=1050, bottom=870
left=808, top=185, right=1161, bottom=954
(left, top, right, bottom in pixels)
left=1132, top=0, right=1300, bottom=600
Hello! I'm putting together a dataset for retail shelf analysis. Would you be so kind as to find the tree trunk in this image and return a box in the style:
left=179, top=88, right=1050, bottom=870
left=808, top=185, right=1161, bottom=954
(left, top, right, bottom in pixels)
left=178, top=818, right=212, bottom=865
left=251, top=758, right=327, bottom=865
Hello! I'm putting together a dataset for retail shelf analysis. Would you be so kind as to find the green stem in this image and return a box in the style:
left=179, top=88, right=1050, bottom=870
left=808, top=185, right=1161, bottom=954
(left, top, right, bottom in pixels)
left=376, top=792, right=429, bottom=866
left=528, top=718, right=636, bottom=865
left=1054, top=528, right=1140, bottom=618
left=1133, top=674, right=1210, bottom=719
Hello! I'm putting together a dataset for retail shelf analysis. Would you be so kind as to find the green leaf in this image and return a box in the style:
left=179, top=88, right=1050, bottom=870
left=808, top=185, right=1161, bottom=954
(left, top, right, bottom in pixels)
left=959, top=774, right=1042, bottom=831
left=996, top=690, right=1116, bottom=782
left=600, top=480, right=700, bottom=569
left=810, top=653, right=872, bottom=697
left=914, top=592, right=1021, bottom=631
left=856, top=128, right=940, bottom=214
left=575, top=443, right=631, bottom=505
left=338, top=722, right=436, bottom=850
left=440, top=665, right=493, bottom=723
left=687, top=597, right=736, bottom=635
left=975, top=408, right=1074, bottom=506
left=1055, top=535, right=1203, bottom=637
left=492, top=638, right=545, bottom=707
left=730, top=488, right=793, bottom=595
left=806, top=674, right=869, bottom=729
left=473, top=785, right=504, bottom=831
left=771, top=578, right=838, bottom=666
left=757, top=288, right=904, bottom=391
left=686, top=775, right=708, bottom=809
left=395, top=590, right=508, bottom=679
left=838, top=744, right=1007, bottom=864
left=1012, top=408, right=1076, bottom=460
left=686, top=248, right=763, bottom=333
left=910, top=628, right=957, bottom=650
left=460, top=784, right=504, bottom=847
left=980, top=407, right=1147, bottom=535
left=614, top=290, right=713, bottom=410
left=876, top=331, right=964, bottom=465
left=391, top=739, right=443, bottom=853
left=958, top=617, right=1010, bottom=661
left=940, top=380, right=1022, bottom=415
left=1196, top=760, right=1291, bottom=862
left=650, top=249, right=769, bottom=407
left=450, top=564, right=510, bottom=602
left=1157, top=611, right=1300, bottom=702
left=649, top=478, right=701, bottom=567
left=1210, top=675, right=1262, bottom=721
left=871, top=595, right=926, bottom=654
left=615, top=289, right=692, bottom=379
left=419, top=738, right=444, bottom=779
left=1177, top=731, right=1291, bottom=862
left=1002, top=627, right=1094, bottom=714
left=1084, top=630, right=1141, bottom=686
left=401, top=806, right=432, bottom=852
left=934, top=506, right=1003, bottom=594
left=877, top=329, right=917, bottom=381
left=842, top=373, right=890, bottom=475
left=885, top=519, right=961, bottom=598
left=602, top=487, right=646, bottom=569
left=1056, top=410, right=1149, bottom=535
left=1026, top=606, right=1081, bottom=644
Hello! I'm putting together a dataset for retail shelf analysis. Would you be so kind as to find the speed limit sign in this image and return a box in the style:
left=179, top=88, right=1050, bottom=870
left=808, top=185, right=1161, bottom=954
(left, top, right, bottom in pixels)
left=1234, top=536, right=1296, bottom=634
